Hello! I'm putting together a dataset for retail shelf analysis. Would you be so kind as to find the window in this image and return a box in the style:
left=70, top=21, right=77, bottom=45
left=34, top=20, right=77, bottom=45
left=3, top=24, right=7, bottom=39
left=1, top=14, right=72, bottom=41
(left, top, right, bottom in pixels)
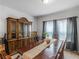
left=57, top=20, right=67, bottom=40
left=43, top=21, right=53, bottom=39
left=43, top=20, right=67, bottom=40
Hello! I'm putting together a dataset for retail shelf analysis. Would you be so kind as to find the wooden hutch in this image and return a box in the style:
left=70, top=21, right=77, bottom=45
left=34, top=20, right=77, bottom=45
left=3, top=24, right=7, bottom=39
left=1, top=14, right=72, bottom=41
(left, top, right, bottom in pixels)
left=7, top=17, right=32, bottom=54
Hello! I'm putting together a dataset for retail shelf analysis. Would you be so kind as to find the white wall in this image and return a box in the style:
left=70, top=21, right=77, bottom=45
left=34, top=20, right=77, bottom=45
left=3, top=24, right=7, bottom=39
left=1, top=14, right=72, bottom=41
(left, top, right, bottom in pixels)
left=36, top=6, right=79, bottom=51
left=0, top=5, right=37, bottom=36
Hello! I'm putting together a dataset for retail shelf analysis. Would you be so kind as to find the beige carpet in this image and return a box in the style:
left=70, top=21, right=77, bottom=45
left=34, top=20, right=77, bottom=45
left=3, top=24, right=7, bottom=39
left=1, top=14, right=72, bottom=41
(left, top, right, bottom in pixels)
left=64, top=51, right=79, bottom=59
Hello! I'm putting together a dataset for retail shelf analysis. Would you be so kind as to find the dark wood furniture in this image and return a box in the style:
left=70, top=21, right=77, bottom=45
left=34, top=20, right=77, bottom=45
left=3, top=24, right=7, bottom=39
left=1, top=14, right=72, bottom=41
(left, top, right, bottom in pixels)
left=34, top=40, right=65, bottom=59
left=7, top=17, right=32, bottom=54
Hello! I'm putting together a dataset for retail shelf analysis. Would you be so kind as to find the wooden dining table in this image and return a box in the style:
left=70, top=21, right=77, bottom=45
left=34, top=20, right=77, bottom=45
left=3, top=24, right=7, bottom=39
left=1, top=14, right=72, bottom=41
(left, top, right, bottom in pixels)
left=23, top=40, right=65, bottom=59
left=35, top=40, right=65, bottom=59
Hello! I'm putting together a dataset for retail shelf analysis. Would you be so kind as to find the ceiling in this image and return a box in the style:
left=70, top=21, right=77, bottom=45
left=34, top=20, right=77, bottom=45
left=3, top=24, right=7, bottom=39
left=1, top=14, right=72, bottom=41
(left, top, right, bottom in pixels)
left=0, top=0, right=79, bottom=16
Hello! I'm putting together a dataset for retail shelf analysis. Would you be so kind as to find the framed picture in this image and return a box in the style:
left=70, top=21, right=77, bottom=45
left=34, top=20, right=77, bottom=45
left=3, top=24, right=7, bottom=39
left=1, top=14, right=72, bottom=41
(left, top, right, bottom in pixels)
left=0, top=38, right=3, bottom=45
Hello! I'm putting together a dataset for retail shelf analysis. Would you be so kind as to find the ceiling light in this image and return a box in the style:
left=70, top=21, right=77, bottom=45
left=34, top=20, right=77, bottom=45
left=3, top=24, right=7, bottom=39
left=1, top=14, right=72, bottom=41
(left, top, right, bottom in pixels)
left=42, top=0, right=55, bottom=4
left=42, top=0, right=49, bottom=4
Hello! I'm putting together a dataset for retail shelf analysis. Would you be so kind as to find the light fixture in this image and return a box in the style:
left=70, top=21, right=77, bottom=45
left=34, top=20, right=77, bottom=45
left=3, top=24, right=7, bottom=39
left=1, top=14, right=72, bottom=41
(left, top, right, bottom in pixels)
left=42, top=0, right=55, bottom=4
left=42, top=0, right=49, bottom=4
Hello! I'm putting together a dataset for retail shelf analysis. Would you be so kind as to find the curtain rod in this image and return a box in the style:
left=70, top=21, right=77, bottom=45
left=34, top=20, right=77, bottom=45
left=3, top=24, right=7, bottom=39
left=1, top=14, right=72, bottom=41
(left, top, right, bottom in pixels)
left=55, top=16, right=78, bottom=20
left=43, top=16, right=79, bottom=22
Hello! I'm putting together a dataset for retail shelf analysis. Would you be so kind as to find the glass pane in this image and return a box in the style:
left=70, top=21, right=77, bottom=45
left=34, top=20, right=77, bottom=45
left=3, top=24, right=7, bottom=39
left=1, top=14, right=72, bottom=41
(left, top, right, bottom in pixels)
left=57, top=20, right=67, bottom=40
left=45, top=21, right=53, bottom=39
left=24, top=25, right=27, bottom=37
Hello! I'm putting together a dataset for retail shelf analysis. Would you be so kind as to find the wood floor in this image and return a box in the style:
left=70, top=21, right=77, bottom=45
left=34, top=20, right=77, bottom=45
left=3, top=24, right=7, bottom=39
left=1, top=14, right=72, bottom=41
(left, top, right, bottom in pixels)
left=64, top=51, right=79, bottom=59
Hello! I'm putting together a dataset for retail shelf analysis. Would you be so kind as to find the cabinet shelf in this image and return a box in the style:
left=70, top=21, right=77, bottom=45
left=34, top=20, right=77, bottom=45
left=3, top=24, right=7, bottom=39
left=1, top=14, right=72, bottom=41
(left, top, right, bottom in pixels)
left=7, top=17, right=32, bottom=54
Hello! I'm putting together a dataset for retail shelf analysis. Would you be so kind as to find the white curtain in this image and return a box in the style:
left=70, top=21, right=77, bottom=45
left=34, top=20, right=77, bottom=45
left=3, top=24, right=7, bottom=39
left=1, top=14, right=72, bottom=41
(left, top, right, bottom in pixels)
left=45, top=21, right=53, bottom=39
left=57, top=20, right=67, bottom=40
